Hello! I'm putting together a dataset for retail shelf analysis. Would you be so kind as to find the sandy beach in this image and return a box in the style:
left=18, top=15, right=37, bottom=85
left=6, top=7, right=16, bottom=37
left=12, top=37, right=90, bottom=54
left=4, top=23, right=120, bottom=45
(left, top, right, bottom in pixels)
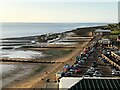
left=1, top=1, right=119, bottom=89
left=4, top=41, right=88, bottom=88
left=1, top=25, right=105, bottom=89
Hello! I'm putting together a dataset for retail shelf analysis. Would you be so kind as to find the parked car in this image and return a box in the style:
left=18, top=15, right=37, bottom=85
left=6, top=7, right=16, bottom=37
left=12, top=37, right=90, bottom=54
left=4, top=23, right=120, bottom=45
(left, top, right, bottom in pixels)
left=84, top=72, right=93, bottom=77
left=82, top=57, right=87, bottom=61
left=74, top=69, right=81, bottom=73
left=91, top=61, right=97, bottom=67
left=87, top=68, right=95, bottom=72
left=90, top=67, right=101, bottom=71
left=78, top=60, right=85, bottom=65
left=76, top=63, right=81, bottom=67
left=98, top=55, right=102, bottom=58
left=64, top=72, right=72, bottom=77
left=93, top=71, right=102, bottom=77
left=63, top=64, right=71, bottom=69
left=69, top=69, right=75, bottom=73
left=76, top=56, right=81, bottom=61
left=103, top=50, right=108, bottom=55
left=102, top=59, right=109, bottom=63
left=103, top=50, right=111, bottom=55
left=87, top=69, right=95, bottom=74
left=112, top=70, right=120, bottom=76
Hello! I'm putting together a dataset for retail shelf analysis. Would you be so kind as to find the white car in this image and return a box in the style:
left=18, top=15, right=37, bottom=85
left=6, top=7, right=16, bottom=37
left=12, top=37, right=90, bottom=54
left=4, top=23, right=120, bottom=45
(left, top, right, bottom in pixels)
left=93, top=71, right=102, bottom=77
left=112, top=70, right=120, bottom=76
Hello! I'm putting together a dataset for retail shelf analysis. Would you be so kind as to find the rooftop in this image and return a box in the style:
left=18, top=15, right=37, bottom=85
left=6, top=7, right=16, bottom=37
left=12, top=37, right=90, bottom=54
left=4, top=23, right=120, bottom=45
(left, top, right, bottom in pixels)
left=59, top=77, right=120, bottom=89
left=69, top=77, right=120, bottom=90
left=95, top=29, right=111, bottom=33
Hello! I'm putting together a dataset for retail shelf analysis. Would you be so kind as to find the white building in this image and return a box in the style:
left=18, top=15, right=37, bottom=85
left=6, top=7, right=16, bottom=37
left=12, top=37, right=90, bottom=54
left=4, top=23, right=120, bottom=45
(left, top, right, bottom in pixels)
left=59, top=77, right=82, bottom=89
left=94, top=29, right=111, bottom=36
left=59, top=77, right=120, bottom=90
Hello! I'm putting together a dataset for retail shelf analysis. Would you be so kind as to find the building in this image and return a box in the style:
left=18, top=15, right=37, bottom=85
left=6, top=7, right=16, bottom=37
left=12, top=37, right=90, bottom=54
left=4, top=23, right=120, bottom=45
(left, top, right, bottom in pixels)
left=99, top=39, right=111, bottom=45
left=94, top=29, right=111, bottom=36
left=59, top=77, right=81, bottom=89
left=59, top=77, right=120, bottom=90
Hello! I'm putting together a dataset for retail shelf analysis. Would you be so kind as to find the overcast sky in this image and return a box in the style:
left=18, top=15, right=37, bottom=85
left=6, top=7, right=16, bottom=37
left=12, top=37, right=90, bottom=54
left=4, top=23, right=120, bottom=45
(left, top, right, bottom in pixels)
left=0, top=0, right=119, bottom=23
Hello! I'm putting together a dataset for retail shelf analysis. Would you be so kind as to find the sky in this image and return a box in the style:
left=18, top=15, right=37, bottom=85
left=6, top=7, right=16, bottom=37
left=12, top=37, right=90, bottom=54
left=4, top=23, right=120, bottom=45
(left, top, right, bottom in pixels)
left=0, top=0, right=119, bottom=23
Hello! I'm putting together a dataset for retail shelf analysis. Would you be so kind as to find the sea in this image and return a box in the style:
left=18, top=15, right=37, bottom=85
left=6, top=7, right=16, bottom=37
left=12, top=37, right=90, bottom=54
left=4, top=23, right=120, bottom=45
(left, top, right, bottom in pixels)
left=0, top=23, right=108, bottom=58
left=1, top=23, right=108, bottom=39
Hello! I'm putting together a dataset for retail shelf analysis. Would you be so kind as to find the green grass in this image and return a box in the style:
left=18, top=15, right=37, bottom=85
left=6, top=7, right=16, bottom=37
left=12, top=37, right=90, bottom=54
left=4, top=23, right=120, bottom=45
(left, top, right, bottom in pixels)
left=111, top=30, right=120, bottom=35
left=110, top=35, right=118, bottom=39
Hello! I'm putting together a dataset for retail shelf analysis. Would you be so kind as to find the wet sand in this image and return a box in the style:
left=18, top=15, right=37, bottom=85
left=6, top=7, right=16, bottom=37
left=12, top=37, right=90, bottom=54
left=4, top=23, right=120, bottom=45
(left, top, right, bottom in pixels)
left=4, top=41, right=88, bottom=88
left=1, top=62, right=50, bottom=88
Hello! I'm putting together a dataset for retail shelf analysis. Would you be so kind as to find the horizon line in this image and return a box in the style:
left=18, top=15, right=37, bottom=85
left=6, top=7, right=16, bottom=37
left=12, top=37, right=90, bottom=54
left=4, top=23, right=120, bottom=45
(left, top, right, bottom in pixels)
left=0, top=22, right=118, bottom=24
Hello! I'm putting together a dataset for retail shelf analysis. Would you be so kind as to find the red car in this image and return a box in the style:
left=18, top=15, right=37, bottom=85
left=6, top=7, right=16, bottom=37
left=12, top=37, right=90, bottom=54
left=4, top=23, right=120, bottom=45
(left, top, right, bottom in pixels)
left=75, top=69, right=81, bottom=73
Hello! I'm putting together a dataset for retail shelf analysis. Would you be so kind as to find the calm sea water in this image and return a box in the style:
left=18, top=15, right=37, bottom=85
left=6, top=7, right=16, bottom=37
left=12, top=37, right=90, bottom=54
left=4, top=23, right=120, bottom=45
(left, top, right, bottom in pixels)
left=1, top=23, right=107, bottom=39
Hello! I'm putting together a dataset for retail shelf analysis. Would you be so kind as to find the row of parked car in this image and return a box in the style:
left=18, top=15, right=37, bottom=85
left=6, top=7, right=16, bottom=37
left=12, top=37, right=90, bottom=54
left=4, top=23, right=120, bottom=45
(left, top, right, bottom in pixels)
left=84, top=61, right=103, bottom=77
left=98, top=49, right=120, bottom=76
left=98, top=55, right=109, bottom=63
left=58, top=47, right=95, bottom=77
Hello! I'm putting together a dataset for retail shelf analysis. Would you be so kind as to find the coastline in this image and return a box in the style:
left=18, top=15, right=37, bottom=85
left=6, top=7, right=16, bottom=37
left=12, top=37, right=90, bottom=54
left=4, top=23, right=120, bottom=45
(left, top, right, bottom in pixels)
left=1, top=22, right=107, bottom=40
left=1, top=25, right=107, bottom=88
left=1, top=25, right=106, bottom=40
left=4, top=41, right=88, bottom=88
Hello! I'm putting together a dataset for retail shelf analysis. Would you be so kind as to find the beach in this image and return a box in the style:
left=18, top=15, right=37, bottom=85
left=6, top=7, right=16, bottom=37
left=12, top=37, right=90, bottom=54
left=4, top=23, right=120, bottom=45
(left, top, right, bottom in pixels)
left=1, top=1, right=119, bottom=89
left=1, top=24, right=107, bottom=89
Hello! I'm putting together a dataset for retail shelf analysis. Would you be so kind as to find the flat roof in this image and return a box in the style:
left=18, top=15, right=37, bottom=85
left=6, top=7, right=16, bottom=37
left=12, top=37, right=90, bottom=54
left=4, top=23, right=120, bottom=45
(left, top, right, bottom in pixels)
left=102, top=38, right=110, bottom=40
left=59, top=77, right=120, bottom=89
left=69, top=77, right=120, bottom=90
left=95, top=29, right=111, bottom=33
left=59, top=77, right=82, bottom=88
